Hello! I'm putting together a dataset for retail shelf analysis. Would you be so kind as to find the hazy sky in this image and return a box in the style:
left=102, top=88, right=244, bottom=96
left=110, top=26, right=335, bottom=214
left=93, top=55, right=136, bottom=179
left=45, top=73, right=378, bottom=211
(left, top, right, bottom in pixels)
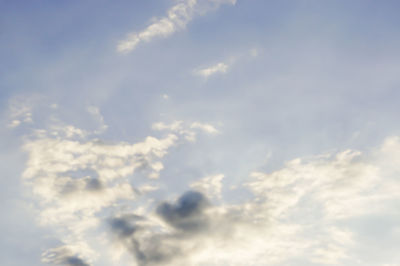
left=1, top=1, right=400, bottom=265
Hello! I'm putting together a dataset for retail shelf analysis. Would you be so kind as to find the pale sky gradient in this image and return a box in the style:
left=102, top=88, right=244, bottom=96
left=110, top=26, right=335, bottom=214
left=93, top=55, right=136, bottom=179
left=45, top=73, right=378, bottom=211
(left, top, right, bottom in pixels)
left=1, top=1, right=400, bottom=265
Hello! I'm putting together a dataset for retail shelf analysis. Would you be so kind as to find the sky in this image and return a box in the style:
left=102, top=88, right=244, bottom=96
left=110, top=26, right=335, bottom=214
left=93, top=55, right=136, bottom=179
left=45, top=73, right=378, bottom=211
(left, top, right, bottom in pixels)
left=1, top=0, right=400, bottom=265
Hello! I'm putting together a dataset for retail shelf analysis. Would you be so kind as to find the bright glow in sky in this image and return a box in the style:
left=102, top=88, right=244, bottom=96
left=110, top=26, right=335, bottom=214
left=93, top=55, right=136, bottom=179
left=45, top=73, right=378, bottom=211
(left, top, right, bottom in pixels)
left=1, top=1, right=400, bottom=265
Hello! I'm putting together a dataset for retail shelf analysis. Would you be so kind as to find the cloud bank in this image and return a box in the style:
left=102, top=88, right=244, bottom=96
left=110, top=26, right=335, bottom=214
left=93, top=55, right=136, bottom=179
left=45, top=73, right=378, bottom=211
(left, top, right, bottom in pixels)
left=15, top=103, right=400, bottom=265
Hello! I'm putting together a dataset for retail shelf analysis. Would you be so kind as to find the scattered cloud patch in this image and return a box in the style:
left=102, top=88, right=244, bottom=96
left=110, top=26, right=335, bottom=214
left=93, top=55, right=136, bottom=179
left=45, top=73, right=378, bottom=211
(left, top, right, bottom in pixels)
left=152, top=120, right=219, bottom=142
left=193, top=48, right=259, bottom=79
left=8, top=119, right=21, bottom=128
left=48, top=124, right=88, bottom=139
left=190, top=122, right=219, bottom=135
left=7, top=95, right=36, bottom=128
left=193, top=62, right=229, bottom=78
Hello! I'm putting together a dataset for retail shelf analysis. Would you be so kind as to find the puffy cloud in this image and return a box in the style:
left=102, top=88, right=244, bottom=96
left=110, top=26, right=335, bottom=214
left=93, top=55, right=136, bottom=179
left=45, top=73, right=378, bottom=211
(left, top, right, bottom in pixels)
left=117, top=0, right=236, bottom=53
left=107, top=137, right=400, bottom=266
left=189, top=122, right=219, bottom=135
left=20, top=104, right=227, bottom=265
left=109, top=217, right=137, bottom=238
left=157, top=191, right=210, bottom=232
left=190, top=174, right=224, bottom=199
left=20, top=104, right=400, bottom=266
left=22, top=119, right=178, bottom=264
left=241, top=145, right=400, bottom=265
left=108, top=189, right=302, bottom=266
left=246, top=149, right=381, bottom=221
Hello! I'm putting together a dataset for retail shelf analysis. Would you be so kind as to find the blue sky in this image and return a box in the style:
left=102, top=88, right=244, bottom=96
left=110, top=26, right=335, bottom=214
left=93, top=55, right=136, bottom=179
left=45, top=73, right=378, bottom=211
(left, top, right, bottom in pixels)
left=1, top=1, right=400, bottom=265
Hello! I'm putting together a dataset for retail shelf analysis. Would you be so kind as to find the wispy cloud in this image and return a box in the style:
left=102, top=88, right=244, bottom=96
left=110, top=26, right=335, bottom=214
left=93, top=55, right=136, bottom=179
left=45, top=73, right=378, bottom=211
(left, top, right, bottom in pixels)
left=152, top=120, right=219, bottom=141
left=193, top=62, right=229, bottom=78
left=193, top=48, right=260, bottom=78
left=87, top=106, right=108, bottom=134
left=117, top=0, right=236, bottom=53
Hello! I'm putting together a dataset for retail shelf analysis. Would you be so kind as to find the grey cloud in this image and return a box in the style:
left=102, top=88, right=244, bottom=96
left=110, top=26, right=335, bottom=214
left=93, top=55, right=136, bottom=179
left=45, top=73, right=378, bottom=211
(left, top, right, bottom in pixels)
left=109, top=217, right=136, bottom=238
left=107, top=189, right=272, bottom=265
left=58, top=177, right=103, bottom=195
left=85, top=178, right=102, bottom=191
left=156, top=190, right=209, bottom=232
left=108, top=191, right=211, bottom=265
left=42, top=246, right=90, bottom=266
left=108, top=217, right=172, bottom=265
left=59, top=180, right=79, bottom=195
left=130, top=236, right=181, bottom=266
left=64, top=256, right=90, bottom=266
left=109, top=218, right=176, bottom=266
left=126, top=229, right=204, bottom=266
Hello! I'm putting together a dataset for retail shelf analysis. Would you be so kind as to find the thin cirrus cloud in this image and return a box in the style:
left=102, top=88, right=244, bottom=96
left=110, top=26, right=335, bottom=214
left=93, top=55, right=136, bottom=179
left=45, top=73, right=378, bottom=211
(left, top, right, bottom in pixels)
left=117, top=0, right=236, bottom=53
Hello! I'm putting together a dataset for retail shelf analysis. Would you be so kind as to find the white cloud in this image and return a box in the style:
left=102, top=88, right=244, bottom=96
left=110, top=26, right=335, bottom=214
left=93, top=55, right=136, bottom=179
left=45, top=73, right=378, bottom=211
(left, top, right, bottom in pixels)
left=193, top=48, right=259, bottom=79
left=190, top=174, right=224, bottom=199
left=19, top=103, right=228, bottom=265
left=152, top=120, right=219, bottom=141
left=87, top=106, right=108, bottom=134
left=22, top=120, right=178, bottom=264
left=194, top=62, right=229, bottom=78
left=8, top=119, right=21, bottom=128
left=117, top=0, right=236, bottom=53
left=19, top=103, right=400, bottom=266
left=7, top=95, right=36, bottom=128
left=48, top=124, right=88, bottom=138
left=240, top=142, right=400, bottom=265
left=152, top=120, right=184, bottom=132
left=108, top=136, right=400, bottom=266
left=190, top=122, right=219, bottom=134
